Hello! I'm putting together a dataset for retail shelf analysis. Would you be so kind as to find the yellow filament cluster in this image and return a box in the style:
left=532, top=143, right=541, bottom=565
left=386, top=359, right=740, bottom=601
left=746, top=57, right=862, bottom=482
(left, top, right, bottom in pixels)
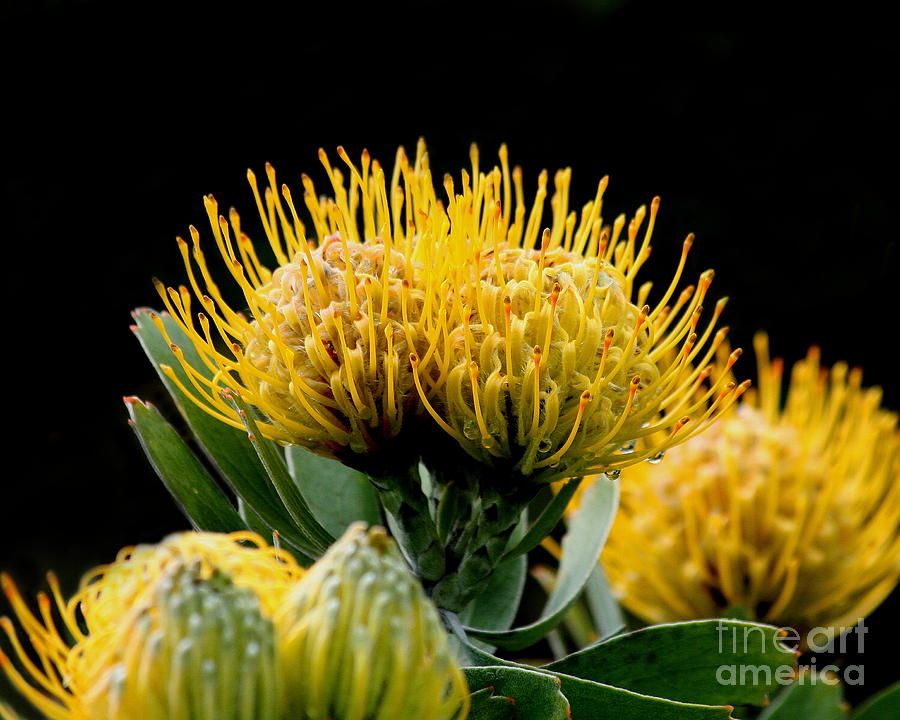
left=408, top=144, right=739, bottom=479
left=602, top=333, right=900, bottom=631
left=154, top=140, right=737, bottom=476
left=0, top=532, right=303, bottom=720
left=152, top=148, right=430, bottom=455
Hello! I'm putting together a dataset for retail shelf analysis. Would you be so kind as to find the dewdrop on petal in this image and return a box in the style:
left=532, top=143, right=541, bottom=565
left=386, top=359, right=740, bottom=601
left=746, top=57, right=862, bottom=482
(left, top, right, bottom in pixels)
left=412, top=146, right=741, bottom=482
left=602, top=333, right=900, bottom=632
left=0, top=532, right=303, bottom=720
left=275, top=523, right=470, bottom=720
left=152, top=149, right=431, bottom=458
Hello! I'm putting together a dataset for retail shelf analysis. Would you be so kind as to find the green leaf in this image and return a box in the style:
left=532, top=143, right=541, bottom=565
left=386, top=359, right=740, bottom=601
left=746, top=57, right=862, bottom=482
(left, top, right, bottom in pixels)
left=465, top=476, right=618, bottom=650
left=545, top=619, right=797, bottom=707
left=461, top=648, right=733, bottom=720
left=125, top=397, right=247, bottom=533
left=464, top=667, right=570, bottom=720
left=553, top=673, right=734, bottom=720
left=759, top=674, right=847, bottom=720
left=223, top=392, right=335, bottom=555
left=460, top=553, right=528, bottom=640
left=584, top=564, right=625, bottom=638
left=285, top=445, right=380, bottom=537
left=132, top=309, right=314, bottom=551
left=853, top=680, right=900, bottom=720
left=500, top=479, right=582, bottom=561
left=467, top=687, right=517, bottom=720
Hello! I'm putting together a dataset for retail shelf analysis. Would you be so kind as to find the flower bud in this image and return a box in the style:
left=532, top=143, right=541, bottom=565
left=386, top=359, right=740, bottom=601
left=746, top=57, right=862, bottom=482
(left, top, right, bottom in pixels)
left=276, top=523, right=469, bottom=720
left=80, top=566, right=279, bottom=720
left=1, top=532, right=303, bottom=720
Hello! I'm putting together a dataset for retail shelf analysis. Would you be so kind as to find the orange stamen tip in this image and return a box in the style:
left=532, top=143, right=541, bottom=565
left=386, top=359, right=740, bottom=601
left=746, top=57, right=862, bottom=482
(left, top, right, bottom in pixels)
left=409, top=353, right=420, bottom=366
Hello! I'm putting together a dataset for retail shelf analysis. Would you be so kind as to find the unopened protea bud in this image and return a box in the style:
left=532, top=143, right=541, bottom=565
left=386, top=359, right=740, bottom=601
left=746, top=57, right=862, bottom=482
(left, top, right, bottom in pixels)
left=276, top=523, right=469, bottom=720
left=80, top=565, right=279, bottom=720
left=0, top=532, right=303, bottom=720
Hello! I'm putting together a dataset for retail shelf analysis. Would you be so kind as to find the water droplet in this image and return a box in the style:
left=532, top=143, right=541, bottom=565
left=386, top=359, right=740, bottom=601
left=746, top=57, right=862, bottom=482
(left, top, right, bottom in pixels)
left=647, top=451, right=666, bottom=465
left=462, top=420, right=480, bottom=440
left=606, top=469, right=621, bottom=480
left=482, top=437, right=496, bottom=450
left=538, top=438, right=553, bottom=453
left=619, top=440, right=636, bottom=454
left=608, top=382, right=626, bottom=393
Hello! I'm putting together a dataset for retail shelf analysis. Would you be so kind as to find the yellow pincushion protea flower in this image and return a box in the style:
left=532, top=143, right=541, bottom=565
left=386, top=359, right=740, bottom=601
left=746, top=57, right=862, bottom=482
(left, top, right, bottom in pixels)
left=410, top=145, right=741, bottom=481
left=0, top=532, right=303, bottom=720
left=601, top=333, right=900, bottom=632
left=153, top=141, right=738, bottom=475
left=153, top=148, right=430, bottom=457
left=276, top=523, right=469, bottom=720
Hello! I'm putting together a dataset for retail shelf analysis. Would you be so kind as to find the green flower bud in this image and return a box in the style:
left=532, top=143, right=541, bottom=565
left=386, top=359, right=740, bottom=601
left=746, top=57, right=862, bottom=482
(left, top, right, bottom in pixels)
left=82, top=564, right=280, bottom=720
left=276, top=523, right=469, bottom=720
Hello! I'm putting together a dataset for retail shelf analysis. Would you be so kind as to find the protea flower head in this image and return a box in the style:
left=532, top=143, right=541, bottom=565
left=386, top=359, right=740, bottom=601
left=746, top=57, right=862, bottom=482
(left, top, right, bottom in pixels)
left=152, top=147, right=432, bottom=458
left=601, top=333, right=900, bottom=632
left=410, top=145, right=741, bottom=483
left=275, top=523, right=470, bottom=720
left=0, top=532, right=303, bottom=720
left=151, top=141, right=737, bottom=476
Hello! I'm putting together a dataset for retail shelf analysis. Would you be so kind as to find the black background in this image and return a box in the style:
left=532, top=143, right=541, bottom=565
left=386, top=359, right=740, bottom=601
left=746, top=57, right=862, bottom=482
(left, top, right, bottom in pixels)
left=2, top=0, right=898, bottom=709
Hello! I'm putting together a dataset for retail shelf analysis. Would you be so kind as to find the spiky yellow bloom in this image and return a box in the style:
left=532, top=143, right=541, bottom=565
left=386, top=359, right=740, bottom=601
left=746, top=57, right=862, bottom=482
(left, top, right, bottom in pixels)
left=411, top=145, right=740, bottom=482
left=153, top=141, right=737, bottom=474
left=276, top=523, right=469, bottom=720
left=601, top=333, right=900, bottom=632
left=0, top=532, right=303, bottom=720
left=153, top=149, right=431, bottom=457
